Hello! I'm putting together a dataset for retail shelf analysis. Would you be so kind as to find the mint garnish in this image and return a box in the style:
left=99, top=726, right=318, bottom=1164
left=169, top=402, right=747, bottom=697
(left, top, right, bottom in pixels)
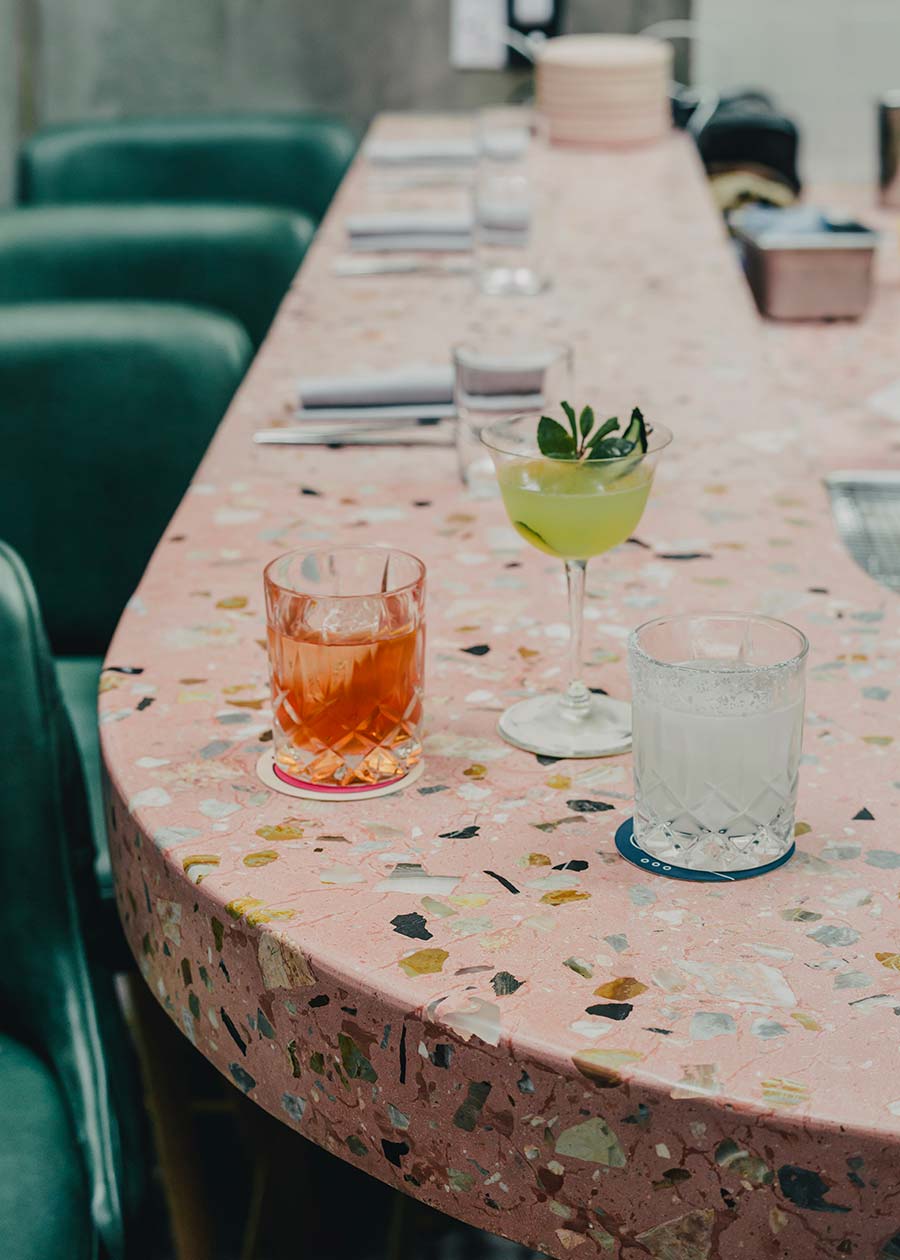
left=537, top=402, right=648, bottom=462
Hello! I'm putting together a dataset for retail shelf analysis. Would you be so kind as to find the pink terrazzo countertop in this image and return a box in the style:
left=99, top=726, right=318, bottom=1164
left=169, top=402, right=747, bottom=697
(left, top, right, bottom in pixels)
left=102, top=120, right=900, bottom=1258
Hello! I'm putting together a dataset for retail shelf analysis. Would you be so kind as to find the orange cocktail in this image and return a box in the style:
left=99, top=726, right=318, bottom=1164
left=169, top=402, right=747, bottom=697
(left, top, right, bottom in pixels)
left=264, top=547, right=425, bottom=791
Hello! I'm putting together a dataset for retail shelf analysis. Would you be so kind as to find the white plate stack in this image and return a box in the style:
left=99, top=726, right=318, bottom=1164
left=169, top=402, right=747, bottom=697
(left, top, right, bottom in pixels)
left=536, top=35, right=673, bottom=149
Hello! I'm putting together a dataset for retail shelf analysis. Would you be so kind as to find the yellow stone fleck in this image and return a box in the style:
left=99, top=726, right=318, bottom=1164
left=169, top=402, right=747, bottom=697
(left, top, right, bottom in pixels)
left=769, top=1206, right=789, bottom=1235
left=225, top=896, right=263, bottom=920
left=528, top=853, right=552, bottom=866
left=98, top=674, right=118, bottom=693
left=447, top=513, right=475, bottom=524
left=216, top=595, right=248, bottom=609
left=518, top=646, right=539, bottom=659
left=876, top=952, right=900, bottom=971
left=594, top=977, right=648, bottom=1001
left=450, top=893, right=490, bottom=908
left=704, top=484, right=727, bottom=495
left=243, top=851, right=279, bottom=867
left=245, top=907, right=294, bottom=927
left=760, top=1077, right=809, bottom=1107
left=541, top=889, right=590, bottom=906
left=256, top=822, right=305, bottom=842
left=573, top=1047, right=642, bottom=1085
left=545, top=774, right=571, bottom=790
left=790, top=1012, right=821, bottom=1031
left=793, top=821, right=811, bottom=837
left=182, top=854, right=220, bottom=876
left=863, top=735, right=893, bottom=746
left=399, top=947, right=449, bottom=977
left=456, top=624, right=480, bottom=632
left=222, top=684, right=254, bottom=694
left=226, top=697, right=265, bottom=710
left=463, top=764, right=487, bottom=779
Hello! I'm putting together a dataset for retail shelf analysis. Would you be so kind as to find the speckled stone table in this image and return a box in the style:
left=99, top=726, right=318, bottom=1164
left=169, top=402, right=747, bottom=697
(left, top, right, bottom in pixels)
left=102, top=119, right=900, bottom=1258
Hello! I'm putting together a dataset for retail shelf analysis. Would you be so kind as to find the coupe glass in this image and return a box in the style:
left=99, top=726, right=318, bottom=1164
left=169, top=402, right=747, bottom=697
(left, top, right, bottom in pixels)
left=481, top=412, right=672, bottom=757
left=629, top=613, right=808, bottom=872
left=264, top=546, right=425, bottom=792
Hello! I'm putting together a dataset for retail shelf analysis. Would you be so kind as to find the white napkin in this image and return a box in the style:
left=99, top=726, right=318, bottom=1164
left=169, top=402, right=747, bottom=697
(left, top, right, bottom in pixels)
left=455, top=350, right=558, bottom=413
left=365, top=137, right=478, bottom=166
left=297, top=365, right=455, bottom=421
left=346, top=211, right=473, bottom=253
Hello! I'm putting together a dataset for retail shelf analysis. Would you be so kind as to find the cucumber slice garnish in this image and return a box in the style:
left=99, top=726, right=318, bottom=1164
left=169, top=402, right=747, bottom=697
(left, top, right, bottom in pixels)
left=621, top=406, right=648, bottom=453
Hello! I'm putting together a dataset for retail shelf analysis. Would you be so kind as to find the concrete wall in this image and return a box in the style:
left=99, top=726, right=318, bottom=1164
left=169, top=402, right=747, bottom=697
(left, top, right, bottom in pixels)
left=2, top=0, right=689, bottom=201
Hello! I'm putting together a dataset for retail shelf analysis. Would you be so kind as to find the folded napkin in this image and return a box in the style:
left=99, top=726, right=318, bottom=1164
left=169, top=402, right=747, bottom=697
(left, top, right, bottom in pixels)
left=365, top=137, right=478, bottom=166
left=346, top=211, right=473, bottom=253
left=297, top=365, right=455, bottom=421
left=456, top=350, right=558, bottom=413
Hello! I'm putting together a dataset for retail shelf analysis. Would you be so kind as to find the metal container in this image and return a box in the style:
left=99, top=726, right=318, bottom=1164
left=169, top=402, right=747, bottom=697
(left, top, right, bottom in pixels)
left=730, top=206, right=877, bottom=321
left=878, top=92, right=900, bottom=208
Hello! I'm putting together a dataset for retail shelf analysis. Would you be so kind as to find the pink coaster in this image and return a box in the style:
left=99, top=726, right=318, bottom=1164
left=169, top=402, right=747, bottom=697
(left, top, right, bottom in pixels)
left=256, top=751, right=424, bottom=801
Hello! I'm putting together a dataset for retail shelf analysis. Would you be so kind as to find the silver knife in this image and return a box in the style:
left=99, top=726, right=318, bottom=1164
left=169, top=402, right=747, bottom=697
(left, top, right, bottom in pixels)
left=331, top=255, right=473, bottom=277
left=254, top=428, right=454, bottom=447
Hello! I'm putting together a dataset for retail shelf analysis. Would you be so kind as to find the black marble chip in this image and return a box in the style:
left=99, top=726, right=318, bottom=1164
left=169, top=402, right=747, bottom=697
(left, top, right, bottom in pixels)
left=585, top=1002, right=633, bottom=1021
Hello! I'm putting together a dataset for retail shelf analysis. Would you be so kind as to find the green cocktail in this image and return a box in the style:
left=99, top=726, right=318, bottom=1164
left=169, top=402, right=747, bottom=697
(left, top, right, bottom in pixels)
left=482, top=407, right=672, bottom=758
left=498, top=458, right=653, bottom=559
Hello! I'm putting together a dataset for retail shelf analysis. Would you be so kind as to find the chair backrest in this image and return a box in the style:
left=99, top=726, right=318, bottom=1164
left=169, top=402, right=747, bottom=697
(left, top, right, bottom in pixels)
left=0, top=302, right=252, bottom=656
left=0, top=204, right=313, bottom=346
left=17, top=112, right=358, bottom=222
left=0, top=540, right=147, bottom=1258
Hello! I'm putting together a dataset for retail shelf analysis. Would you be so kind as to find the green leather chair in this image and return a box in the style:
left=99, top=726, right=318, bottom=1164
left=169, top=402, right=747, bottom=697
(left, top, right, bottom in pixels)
left=17, top=112, right=357, bottom=223
left=0, top=302, right=252, bottom=928
left=0, top=205, right=313, bottom=347
left=0, top=540, right=149, bottom=1259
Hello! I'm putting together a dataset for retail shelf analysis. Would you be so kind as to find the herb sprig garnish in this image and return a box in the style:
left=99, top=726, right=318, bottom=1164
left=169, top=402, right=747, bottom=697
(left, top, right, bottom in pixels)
left=537, top=401, right=649, bottom=462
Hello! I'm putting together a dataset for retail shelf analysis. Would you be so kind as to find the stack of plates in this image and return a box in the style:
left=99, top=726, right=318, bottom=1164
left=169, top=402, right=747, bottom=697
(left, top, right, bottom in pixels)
left=537, top=35, right=673, bottom=148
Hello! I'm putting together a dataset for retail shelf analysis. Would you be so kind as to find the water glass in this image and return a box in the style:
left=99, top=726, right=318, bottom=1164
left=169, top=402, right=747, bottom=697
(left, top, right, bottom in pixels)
left=477, top=105, right=534, bottom=165
left=264, top=546, right=426, bottom=792
left=628, top=613, right=808, bottom=873
left=453, top=340, right=573, bottom=495
left=473, top=168, right=550, bottom=296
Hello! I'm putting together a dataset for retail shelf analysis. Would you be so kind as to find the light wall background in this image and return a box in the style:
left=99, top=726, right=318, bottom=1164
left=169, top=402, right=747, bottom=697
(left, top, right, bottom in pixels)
left=1, top=0, right=689, bottom=201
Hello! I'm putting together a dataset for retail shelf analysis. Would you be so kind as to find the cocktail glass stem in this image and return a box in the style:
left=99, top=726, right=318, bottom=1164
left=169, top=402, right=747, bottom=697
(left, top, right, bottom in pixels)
left=561, top=558, right=591, bottom=719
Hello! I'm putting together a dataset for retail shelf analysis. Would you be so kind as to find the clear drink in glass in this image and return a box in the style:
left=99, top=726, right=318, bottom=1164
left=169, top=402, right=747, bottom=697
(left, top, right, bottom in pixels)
left=628, top=613, right=808, bottom=872
left=453, top=340, right=573, bottom=495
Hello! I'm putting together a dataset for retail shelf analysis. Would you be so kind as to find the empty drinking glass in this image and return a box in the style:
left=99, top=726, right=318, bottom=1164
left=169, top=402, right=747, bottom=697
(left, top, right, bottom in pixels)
left=473, top=167, right=550, bottom=296
left=453, top=340, right=573, bottom=495
left=264, top=546, right=426, bottom=792
left=477, top=105, right=534, bottom=165
left=628, top=613, right=808, bottom=873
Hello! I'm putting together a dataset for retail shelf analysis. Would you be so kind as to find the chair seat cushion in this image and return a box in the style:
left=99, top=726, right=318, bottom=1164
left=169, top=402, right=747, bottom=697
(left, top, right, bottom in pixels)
left=0, top=1034, right=93, bottom=1260
left=56, top=656, right=107, bottom=889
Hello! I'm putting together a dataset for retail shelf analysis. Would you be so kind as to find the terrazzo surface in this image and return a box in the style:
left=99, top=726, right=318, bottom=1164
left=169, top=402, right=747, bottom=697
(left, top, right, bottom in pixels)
left=103, top=119, right=900, bottom=1257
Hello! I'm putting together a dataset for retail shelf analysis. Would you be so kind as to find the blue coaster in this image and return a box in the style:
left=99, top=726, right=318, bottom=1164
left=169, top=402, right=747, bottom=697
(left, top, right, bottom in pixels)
left=615, top=818, right=795, bottom=883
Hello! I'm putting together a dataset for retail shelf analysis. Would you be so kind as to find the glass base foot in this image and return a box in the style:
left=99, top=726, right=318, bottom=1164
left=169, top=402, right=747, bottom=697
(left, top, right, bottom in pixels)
left=497, top=694, right=631, bottom=758
left=478, top=266, right=549, bottom=297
